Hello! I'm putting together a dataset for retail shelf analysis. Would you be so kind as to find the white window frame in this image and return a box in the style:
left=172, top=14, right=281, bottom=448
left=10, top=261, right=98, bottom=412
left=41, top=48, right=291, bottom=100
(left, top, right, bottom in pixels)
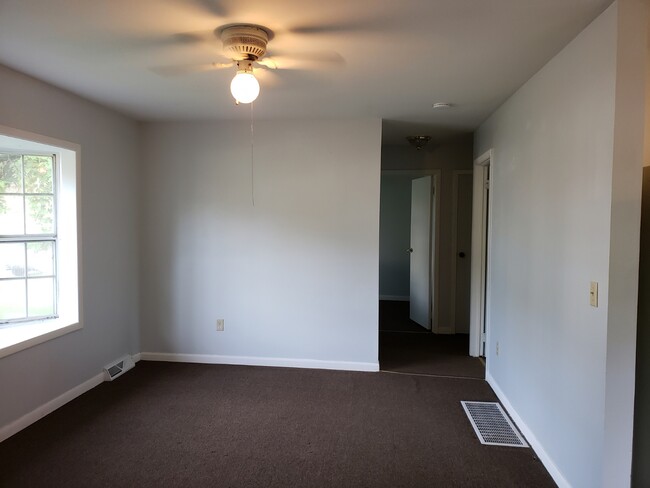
left=0, top=126, right=82, bottom=358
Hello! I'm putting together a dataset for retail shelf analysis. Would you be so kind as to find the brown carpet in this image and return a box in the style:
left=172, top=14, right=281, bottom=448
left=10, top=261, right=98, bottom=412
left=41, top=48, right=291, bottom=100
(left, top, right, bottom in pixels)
left=379, top=300, right=427, bottom=333
left=380, top=332, right=485, bottom=379
left=0, top=362, right=555, bottom=488
left=379, top=300, right=485, bottom=379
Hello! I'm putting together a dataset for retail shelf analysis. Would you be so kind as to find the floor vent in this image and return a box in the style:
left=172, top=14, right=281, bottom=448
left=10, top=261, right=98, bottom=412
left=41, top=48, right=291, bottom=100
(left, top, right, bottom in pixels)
left=461, top=401, right=528, bottom=447
left=104, top=355, right=135, bottom=381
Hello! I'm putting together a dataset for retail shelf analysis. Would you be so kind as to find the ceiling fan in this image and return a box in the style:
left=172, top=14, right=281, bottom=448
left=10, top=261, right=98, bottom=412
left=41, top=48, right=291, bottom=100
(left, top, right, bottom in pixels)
left=152, top=22, right=346, bottom=104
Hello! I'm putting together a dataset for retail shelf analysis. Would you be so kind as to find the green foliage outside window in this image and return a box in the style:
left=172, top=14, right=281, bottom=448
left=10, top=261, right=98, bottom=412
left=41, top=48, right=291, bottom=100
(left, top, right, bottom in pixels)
left=0, top=153, right=54, bottom=234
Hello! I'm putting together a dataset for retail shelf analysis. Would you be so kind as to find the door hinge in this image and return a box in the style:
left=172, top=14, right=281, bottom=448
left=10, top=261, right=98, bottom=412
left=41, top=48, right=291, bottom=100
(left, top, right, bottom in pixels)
left=481, top=331, right=487, bottom=342
left=484, top=179, right=490, bottom=190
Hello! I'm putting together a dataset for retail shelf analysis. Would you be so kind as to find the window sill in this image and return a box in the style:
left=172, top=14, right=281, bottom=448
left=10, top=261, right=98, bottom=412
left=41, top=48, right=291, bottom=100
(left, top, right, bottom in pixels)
left=0, top=318, right=82, bottom=359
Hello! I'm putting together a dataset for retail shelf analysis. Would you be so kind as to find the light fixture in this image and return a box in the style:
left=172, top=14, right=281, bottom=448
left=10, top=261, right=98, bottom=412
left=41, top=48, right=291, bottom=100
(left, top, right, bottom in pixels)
left=230, top=61, right=259, bottom=104
left=406, top=136, right=432, bottom=151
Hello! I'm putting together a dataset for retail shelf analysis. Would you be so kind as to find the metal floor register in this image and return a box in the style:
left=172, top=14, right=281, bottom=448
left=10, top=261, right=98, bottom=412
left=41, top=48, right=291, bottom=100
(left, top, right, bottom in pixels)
left=461, top=401, right=528, bottom=448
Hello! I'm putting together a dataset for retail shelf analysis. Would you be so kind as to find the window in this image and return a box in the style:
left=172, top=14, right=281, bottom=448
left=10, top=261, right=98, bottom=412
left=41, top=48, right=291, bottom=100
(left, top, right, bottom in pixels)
left=0, top=127, right=80, bottom=358
left=0, top=153, right=58, bottom=323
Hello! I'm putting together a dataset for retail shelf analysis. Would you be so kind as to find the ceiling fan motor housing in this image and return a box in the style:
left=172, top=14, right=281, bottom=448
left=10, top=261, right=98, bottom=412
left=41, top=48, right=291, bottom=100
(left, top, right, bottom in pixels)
left=220, top=25, right=269, bottom=61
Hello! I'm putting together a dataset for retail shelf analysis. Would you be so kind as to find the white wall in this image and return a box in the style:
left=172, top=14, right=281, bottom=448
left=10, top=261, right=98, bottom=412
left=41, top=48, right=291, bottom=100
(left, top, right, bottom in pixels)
left=645, top=13, right=650, bottom=168
left=140, top=119, right=382, bottom=369
left=474, top=1, right=645, bottom=486
left=381, top=136, right=473, bottom=329
left=379, top=173, right=414, bottom=299
left=0, top=66, right=140, bottom=428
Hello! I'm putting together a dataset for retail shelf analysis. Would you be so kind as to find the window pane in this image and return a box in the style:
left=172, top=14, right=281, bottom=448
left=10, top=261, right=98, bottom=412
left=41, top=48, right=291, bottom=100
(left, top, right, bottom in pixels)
left=0, top=279, right=26, bottom=321
left=0, top=195, right=25, bottom=235
left=0, top=242, right=26, bottom=278
left=24, top=155, right=53, bottom=194
left=28, top=277, right=55, bottom=317
left=0, top=154, right=23, bottom=193
left=27, top=241, right=54, bottom=277
left=25, top=195, right=54, bottom=234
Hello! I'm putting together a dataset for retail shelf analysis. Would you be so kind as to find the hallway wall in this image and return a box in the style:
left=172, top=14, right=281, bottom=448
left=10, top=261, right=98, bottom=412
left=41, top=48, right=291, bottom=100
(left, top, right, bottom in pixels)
left=380, top=135, right=473, bottom=330
left=474, top=2, right=645, bottom=486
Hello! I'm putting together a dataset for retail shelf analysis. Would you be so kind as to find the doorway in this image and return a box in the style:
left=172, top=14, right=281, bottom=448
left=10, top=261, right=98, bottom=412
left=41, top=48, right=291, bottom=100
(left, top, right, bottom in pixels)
left=469, top=150, right=493, bottom=358
left=378, top=169, right=484, bottom=378
left=378, top=169, right=439, bottom=329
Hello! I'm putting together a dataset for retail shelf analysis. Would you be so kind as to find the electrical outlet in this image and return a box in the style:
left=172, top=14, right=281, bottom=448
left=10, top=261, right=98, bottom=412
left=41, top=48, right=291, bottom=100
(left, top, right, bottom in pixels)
left=496, top=341, right=500, bottom=356
left=216, top=319, right=225, bottom=331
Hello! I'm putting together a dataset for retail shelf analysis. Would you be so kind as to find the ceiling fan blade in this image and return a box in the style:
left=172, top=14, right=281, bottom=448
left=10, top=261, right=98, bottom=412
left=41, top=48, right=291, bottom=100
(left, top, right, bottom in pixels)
left=288, top=18, right=389, bottom=35
left=170, top=30, right=218, bottom=45
left=262, top=51, right=345, bottom=70
left=101, top=28, right=220, bottom=54
left=190, top=0, right=230, bottom=17
left=256, top=67, right=336, bottom=91
left=293, top=51, right=345, bottom=65
left=151, top=61, right=233, bottom=77
left=256, top=58, right=278, bottom=70
left=255, top=68, right=284, bottom=87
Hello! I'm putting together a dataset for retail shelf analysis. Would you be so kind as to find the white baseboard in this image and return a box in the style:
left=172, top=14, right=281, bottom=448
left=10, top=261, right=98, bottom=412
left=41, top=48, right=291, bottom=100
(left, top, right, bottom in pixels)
left=0, top=351, right=374, bottom=444
left=0, top=353, right=140, bottom=443
left=379, top=295, right=409, bottom=301
left=0, top=371, right=104, bottom=443
left=486, top=372, right=570, bottom=488
left=139, top=352, right=379, bottom=372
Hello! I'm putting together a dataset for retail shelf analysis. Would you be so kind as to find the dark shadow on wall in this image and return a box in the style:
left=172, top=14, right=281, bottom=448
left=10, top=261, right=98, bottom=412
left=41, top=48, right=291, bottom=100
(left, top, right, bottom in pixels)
left=633, top=166, right=650, bottom=487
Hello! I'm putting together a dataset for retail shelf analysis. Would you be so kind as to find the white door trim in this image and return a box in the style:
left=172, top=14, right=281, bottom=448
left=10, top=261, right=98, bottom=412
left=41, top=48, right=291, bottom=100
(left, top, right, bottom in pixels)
left=380, top=169, right=441, bottom=331
left=469, top=149, right=493, bottom=358
left=449, top=170, right=474, bottom=335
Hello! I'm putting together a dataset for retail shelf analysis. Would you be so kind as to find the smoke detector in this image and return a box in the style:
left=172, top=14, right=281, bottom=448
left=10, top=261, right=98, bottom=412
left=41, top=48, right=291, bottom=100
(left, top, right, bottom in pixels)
left=433, top=102, right=453, bottom=109
left=219, top=24, right=271, bottom=61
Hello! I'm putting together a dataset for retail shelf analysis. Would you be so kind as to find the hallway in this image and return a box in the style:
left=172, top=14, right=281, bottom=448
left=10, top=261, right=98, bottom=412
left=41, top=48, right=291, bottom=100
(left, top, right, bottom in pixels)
left=379, top=301, right=485, bottom=379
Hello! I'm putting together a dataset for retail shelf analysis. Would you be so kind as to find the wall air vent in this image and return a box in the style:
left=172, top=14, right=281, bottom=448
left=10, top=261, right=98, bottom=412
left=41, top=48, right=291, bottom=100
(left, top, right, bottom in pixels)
left=103, top=355, right=135, bottom=381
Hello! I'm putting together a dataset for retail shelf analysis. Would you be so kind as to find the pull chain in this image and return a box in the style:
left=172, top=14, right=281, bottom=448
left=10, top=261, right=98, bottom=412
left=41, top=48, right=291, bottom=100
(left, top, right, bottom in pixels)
left=250, top=102, right=255, bottom=207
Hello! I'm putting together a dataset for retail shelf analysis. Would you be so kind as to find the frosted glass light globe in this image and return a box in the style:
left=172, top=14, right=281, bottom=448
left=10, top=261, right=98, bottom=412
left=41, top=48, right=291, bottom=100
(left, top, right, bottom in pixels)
left=230, top=72, right=260, bottom=104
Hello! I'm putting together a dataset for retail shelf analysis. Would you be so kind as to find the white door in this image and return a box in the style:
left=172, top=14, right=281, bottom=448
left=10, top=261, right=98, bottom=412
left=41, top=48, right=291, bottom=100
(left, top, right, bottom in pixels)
left=409, top=176, right=432, bottom=329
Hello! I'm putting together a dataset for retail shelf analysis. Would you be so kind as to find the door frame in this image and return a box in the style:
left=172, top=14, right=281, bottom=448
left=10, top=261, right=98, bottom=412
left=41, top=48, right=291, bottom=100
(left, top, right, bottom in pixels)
left=449, top=170, right=474, bottom=335
left=380, top=169, right=441, bottom=331
left=469, top=149, right=493, bottom=358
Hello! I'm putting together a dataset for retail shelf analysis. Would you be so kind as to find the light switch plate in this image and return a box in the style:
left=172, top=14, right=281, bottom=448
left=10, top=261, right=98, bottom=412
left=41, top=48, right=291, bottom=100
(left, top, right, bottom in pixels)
left=589, top=282, right=598, bottom=307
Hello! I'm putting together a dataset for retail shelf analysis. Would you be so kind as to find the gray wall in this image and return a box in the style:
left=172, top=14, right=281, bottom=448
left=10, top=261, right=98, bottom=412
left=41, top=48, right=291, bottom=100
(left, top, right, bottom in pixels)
left=474, top=2, right=645, bottom=486
left=633, top=167, right=650, bottom=487
left=140, top=119, right=382, bottom=367
left=0, top=65, right=140, bottom=428
left=381, top=135, right=473, bottom=329
left=379, top=173, right=414, bottom=299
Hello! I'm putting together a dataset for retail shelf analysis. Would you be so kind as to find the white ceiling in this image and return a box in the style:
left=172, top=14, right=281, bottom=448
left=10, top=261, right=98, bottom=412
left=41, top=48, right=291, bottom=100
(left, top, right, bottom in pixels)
left=0, top=0, right=613, bottom=145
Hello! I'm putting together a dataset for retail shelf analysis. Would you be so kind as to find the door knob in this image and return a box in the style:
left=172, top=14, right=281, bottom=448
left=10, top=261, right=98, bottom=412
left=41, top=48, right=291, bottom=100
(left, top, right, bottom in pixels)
left=406, top=248, right=414, bottom=253
left=458, top=251, right=466, bottom=258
